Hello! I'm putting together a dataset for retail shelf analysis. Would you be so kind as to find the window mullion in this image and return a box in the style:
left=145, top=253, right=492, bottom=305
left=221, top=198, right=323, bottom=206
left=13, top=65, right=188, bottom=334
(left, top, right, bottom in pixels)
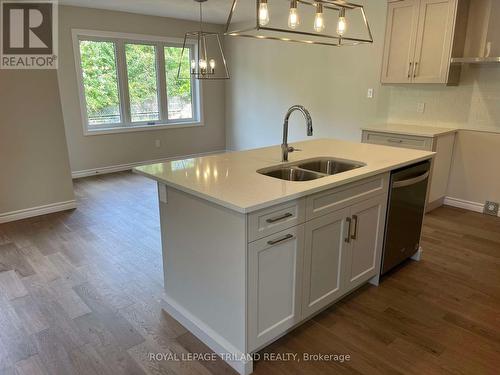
left=191, top=46, right=200, bottom=123
left=157, top=43, right=169, bottom=123
left=116, top=40, right=132, bottom=126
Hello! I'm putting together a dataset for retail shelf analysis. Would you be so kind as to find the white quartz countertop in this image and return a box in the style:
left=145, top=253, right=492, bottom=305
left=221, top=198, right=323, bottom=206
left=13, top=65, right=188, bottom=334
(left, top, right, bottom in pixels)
left=362, top=124, right=458, bottom=137
left=134, top=138, right=435, bottom=213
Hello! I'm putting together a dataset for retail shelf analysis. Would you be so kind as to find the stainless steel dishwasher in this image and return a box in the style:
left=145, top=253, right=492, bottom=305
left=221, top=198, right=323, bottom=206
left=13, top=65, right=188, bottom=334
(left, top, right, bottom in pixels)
left=381, top=160, right=431, bottom=275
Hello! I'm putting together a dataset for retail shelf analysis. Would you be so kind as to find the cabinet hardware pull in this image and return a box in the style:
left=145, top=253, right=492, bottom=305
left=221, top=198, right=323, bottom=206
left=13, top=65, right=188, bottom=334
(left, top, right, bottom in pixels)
left=345, top=217, right=352, bottom=243
left=266, top=212, right=293, bottom=223
left=388, top=138, right=403, bottom=143
left=267, top=234, right=294, bottom=246
left=408, top=62, right=413, bottom=79
left=413, top=62, right=419, bottom=78
left=351, top=215, right=359, bottom=240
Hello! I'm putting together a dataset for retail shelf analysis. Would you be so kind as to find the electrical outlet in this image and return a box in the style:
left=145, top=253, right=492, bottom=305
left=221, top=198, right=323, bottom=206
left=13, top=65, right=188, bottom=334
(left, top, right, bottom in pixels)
left=155, top=139, right=161, bottom=148
left=484, top=201, right=499, bottom=216
left=367, top=88, right=374, bottom=99
left=417, top=102, right=426, bottom=113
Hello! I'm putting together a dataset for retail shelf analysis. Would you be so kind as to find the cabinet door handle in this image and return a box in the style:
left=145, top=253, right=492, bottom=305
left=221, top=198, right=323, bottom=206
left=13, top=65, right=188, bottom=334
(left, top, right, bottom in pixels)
left=351, top=215, right=359, bottom=240
left=345, top=217, right=352, bottom=243
left=266, top=212, right=293, bottom=223
left=267, top=234, right=294, bottom=246
left=413, top=62, right=419, bottom=78
left=407, top=62, right=413, bottom=79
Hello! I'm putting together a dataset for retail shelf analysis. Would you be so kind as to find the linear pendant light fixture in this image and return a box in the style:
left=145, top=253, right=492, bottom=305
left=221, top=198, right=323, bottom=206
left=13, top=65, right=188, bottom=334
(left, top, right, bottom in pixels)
left=225, top=0, right=373, bottom=47
left=177, top=0, right=229, bottom=80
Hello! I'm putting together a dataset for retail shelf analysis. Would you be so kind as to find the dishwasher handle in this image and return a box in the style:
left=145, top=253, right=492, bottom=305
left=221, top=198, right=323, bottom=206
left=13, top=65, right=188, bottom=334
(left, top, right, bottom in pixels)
left=393, top=171, right=430, bottom=189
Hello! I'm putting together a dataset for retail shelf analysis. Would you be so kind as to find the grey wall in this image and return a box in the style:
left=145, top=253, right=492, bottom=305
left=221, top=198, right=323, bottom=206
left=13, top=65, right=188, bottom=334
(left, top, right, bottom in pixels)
left=446, top=130, right=500, bottom=205
left=224, top=0, right=389, bottom=151
left=0, top=70, right=75, bottom=215
left=58, top=6, right=226, bottom=174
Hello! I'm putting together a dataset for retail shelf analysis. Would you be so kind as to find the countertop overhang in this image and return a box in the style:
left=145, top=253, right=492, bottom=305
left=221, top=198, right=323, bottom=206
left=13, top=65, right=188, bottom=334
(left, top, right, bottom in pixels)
left=134, top=138, right=435, bottom=213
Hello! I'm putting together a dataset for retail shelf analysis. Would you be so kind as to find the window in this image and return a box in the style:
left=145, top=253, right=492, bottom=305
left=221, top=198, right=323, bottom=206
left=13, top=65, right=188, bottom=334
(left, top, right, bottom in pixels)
left=74, top=31, right=200, bottom=134
left=79, top=40, right=121, bottom=125
left=125, top=43, right=160, bottom=123
left=165, top=46, right=194, bottom=120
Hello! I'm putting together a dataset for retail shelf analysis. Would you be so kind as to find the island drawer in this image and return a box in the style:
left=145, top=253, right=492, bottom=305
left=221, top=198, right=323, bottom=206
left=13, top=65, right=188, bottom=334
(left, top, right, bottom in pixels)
left=248, top=199, right=306, bottom=242
left=362, top=131, right=433, bottom=151
left=306, top=174, right=389, bottom=220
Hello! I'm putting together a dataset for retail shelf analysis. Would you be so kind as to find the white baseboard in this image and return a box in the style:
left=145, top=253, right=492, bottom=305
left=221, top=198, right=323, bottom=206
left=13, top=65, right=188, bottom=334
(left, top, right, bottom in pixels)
left=71, top=149, right=227, bottom=179
left=162, top=296, right=253, bottom=375
left=0, top=200, right=77, bottom=224
left=443, top=196, right=484, bottom=214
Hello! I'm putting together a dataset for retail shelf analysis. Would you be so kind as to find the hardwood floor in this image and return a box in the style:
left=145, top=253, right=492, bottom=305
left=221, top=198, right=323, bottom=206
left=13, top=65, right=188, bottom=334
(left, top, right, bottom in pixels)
left=0, top=171, right=499, bottom=375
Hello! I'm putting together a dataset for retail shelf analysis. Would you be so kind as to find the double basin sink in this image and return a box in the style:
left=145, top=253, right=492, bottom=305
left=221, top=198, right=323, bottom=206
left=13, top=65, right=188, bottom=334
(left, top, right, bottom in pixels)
left=258, top=157, right=366, bottom=182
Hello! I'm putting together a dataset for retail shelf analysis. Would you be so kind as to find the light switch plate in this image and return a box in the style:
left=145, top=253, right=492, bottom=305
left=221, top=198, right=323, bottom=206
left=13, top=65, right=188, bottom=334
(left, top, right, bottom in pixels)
left=367, top=88, right=374, bottom=99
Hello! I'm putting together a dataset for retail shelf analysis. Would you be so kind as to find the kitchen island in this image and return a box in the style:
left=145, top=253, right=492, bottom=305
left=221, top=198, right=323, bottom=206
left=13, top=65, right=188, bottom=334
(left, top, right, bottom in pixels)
left=134, top=138, right=434, bottom=375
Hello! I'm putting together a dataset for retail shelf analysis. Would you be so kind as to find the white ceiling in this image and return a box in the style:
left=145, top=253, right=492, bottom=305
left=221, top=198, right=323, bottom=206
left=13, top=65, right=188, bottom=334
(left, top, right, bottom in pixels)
left=59, top=0, right=234, bottom=24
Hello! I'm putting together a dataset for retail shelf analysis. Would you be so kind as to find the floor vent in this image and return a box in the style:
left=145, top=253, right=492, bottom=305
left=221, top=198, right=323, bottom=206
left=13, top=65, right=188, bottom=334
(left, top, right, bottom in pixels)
left=484, top=201, right=499, bottom=217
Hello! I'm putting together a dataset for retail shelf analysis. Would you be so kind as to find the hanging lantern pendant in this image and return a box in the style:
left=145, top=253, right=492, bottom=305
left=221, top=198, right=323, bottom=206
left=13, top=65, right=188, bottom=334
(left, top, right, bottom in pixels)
left=225, top=0, right=373, bottom=47
left=178, top=0, right=229, bottom=80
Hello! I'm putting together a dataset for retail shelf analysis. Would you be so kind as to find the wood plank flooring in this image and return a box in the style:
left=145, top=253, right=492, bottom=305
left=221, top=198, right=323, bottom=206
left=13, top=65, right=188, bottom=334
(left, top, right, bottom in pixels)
left=0, top=171, right=499, bottom=375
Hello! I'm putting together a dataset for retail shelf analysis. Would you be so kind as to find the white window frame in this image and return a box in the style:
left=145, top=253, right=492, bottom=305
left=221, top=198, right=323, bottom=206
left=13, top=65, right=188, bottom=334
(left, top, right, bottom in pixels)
left=72, top=29, right=203, bottom=136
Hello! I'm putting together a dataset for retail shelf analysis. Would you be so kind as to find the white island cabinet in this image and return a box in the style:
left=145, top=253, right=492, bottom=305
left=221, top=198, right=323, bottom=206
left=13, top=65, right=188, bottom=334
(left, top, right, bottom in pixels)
left=248, top=174, right=388, bottom=352
left=134, top=138, right=434, bottom=375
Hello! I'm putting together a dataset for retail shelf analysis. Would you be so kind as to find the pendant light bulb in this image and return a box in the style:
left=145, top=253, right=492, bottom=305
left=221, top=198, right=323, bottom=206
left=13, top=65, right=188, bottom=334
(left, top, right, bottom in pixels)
left=314, top=2, right=325, bottom=33
left=199, top=58, right=207, bottom=74
left=288, top=0, right=299, bottom=29
left=337, top=8, right=347, bottom=36
left=209, top=59, right=216, bottom=69
left=259, top=0, right=270, bottom=26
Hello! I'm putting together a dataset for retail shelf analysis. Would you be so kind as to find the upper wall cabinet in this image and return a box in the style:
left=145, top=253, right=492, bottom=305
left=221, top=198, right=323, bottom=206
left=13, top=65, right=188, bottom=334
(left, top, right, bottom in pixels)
left=381, top=0, right=468, bottom=85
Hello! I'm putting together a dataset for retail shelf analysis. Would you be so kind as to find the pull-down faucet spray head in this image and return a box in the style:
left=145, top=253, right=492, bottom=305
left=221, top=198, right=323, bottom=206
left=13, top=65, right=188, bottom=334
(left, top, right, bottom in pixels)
left=281, top=105, right=313, bottom=162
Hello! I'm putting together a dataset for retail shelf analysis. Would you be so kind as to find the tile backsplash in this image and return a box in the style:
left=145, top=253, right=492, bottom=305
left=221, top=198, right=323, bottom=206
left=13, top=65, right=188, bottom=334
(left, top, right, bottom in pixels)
left=386, top=65, right=500, bottom=132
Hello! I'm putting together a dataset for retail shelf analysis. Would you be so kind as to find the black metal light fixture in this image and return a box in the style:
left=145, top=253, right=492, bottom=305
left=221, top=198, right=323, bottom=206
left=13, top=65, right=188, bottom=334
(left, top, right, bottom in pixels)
left=225, top=0, right=373, bottom=47
left=177, top=0, right=230, bottom=80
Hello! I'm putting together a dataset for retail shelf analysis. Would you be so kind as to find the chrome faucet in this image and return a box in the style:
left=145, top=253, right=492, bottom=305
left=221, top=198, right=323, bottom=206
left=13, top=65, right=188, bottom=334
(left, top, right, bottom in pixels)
left=281, top=105, right=313, bottom=162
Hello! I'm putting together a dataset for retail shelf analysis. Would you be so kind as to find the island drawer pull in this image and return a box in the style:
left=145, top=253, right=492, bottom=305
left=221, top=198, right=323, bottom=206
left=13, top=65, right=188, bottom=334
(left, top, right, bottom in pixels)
left=267, top=234, right=294, bottom=246
left=266, top=212, right=293, bottom=223
left=351, top=215, right=359, bottom=240
left=345, top=217, right=352, bottom=243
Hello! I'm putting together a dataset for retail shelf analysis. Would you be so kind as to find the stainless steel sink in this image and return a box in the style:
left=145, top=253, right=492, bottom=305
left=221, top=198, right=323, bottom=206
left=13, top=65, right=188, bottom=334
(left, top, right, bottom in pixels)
left=258, top=157, right=365, bottom=182
left=260, top=167, right=323, bottom=182
left=297, top=158, right=365, bottom=175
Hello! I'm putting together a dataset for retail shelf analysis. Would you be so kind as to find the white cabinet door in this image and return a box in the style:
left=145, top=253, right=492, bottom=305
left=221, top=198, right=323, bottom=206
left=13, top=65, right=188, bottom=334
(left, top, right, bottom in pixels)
left=302, top=208, right=350, bottom=318
left=343, top=195, right=387, bottom=290
left=412, top=0, right=457, bottom=83
left=248, top=225, right=304, bottom=351
left=381, top=0, right=420, bottom=83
